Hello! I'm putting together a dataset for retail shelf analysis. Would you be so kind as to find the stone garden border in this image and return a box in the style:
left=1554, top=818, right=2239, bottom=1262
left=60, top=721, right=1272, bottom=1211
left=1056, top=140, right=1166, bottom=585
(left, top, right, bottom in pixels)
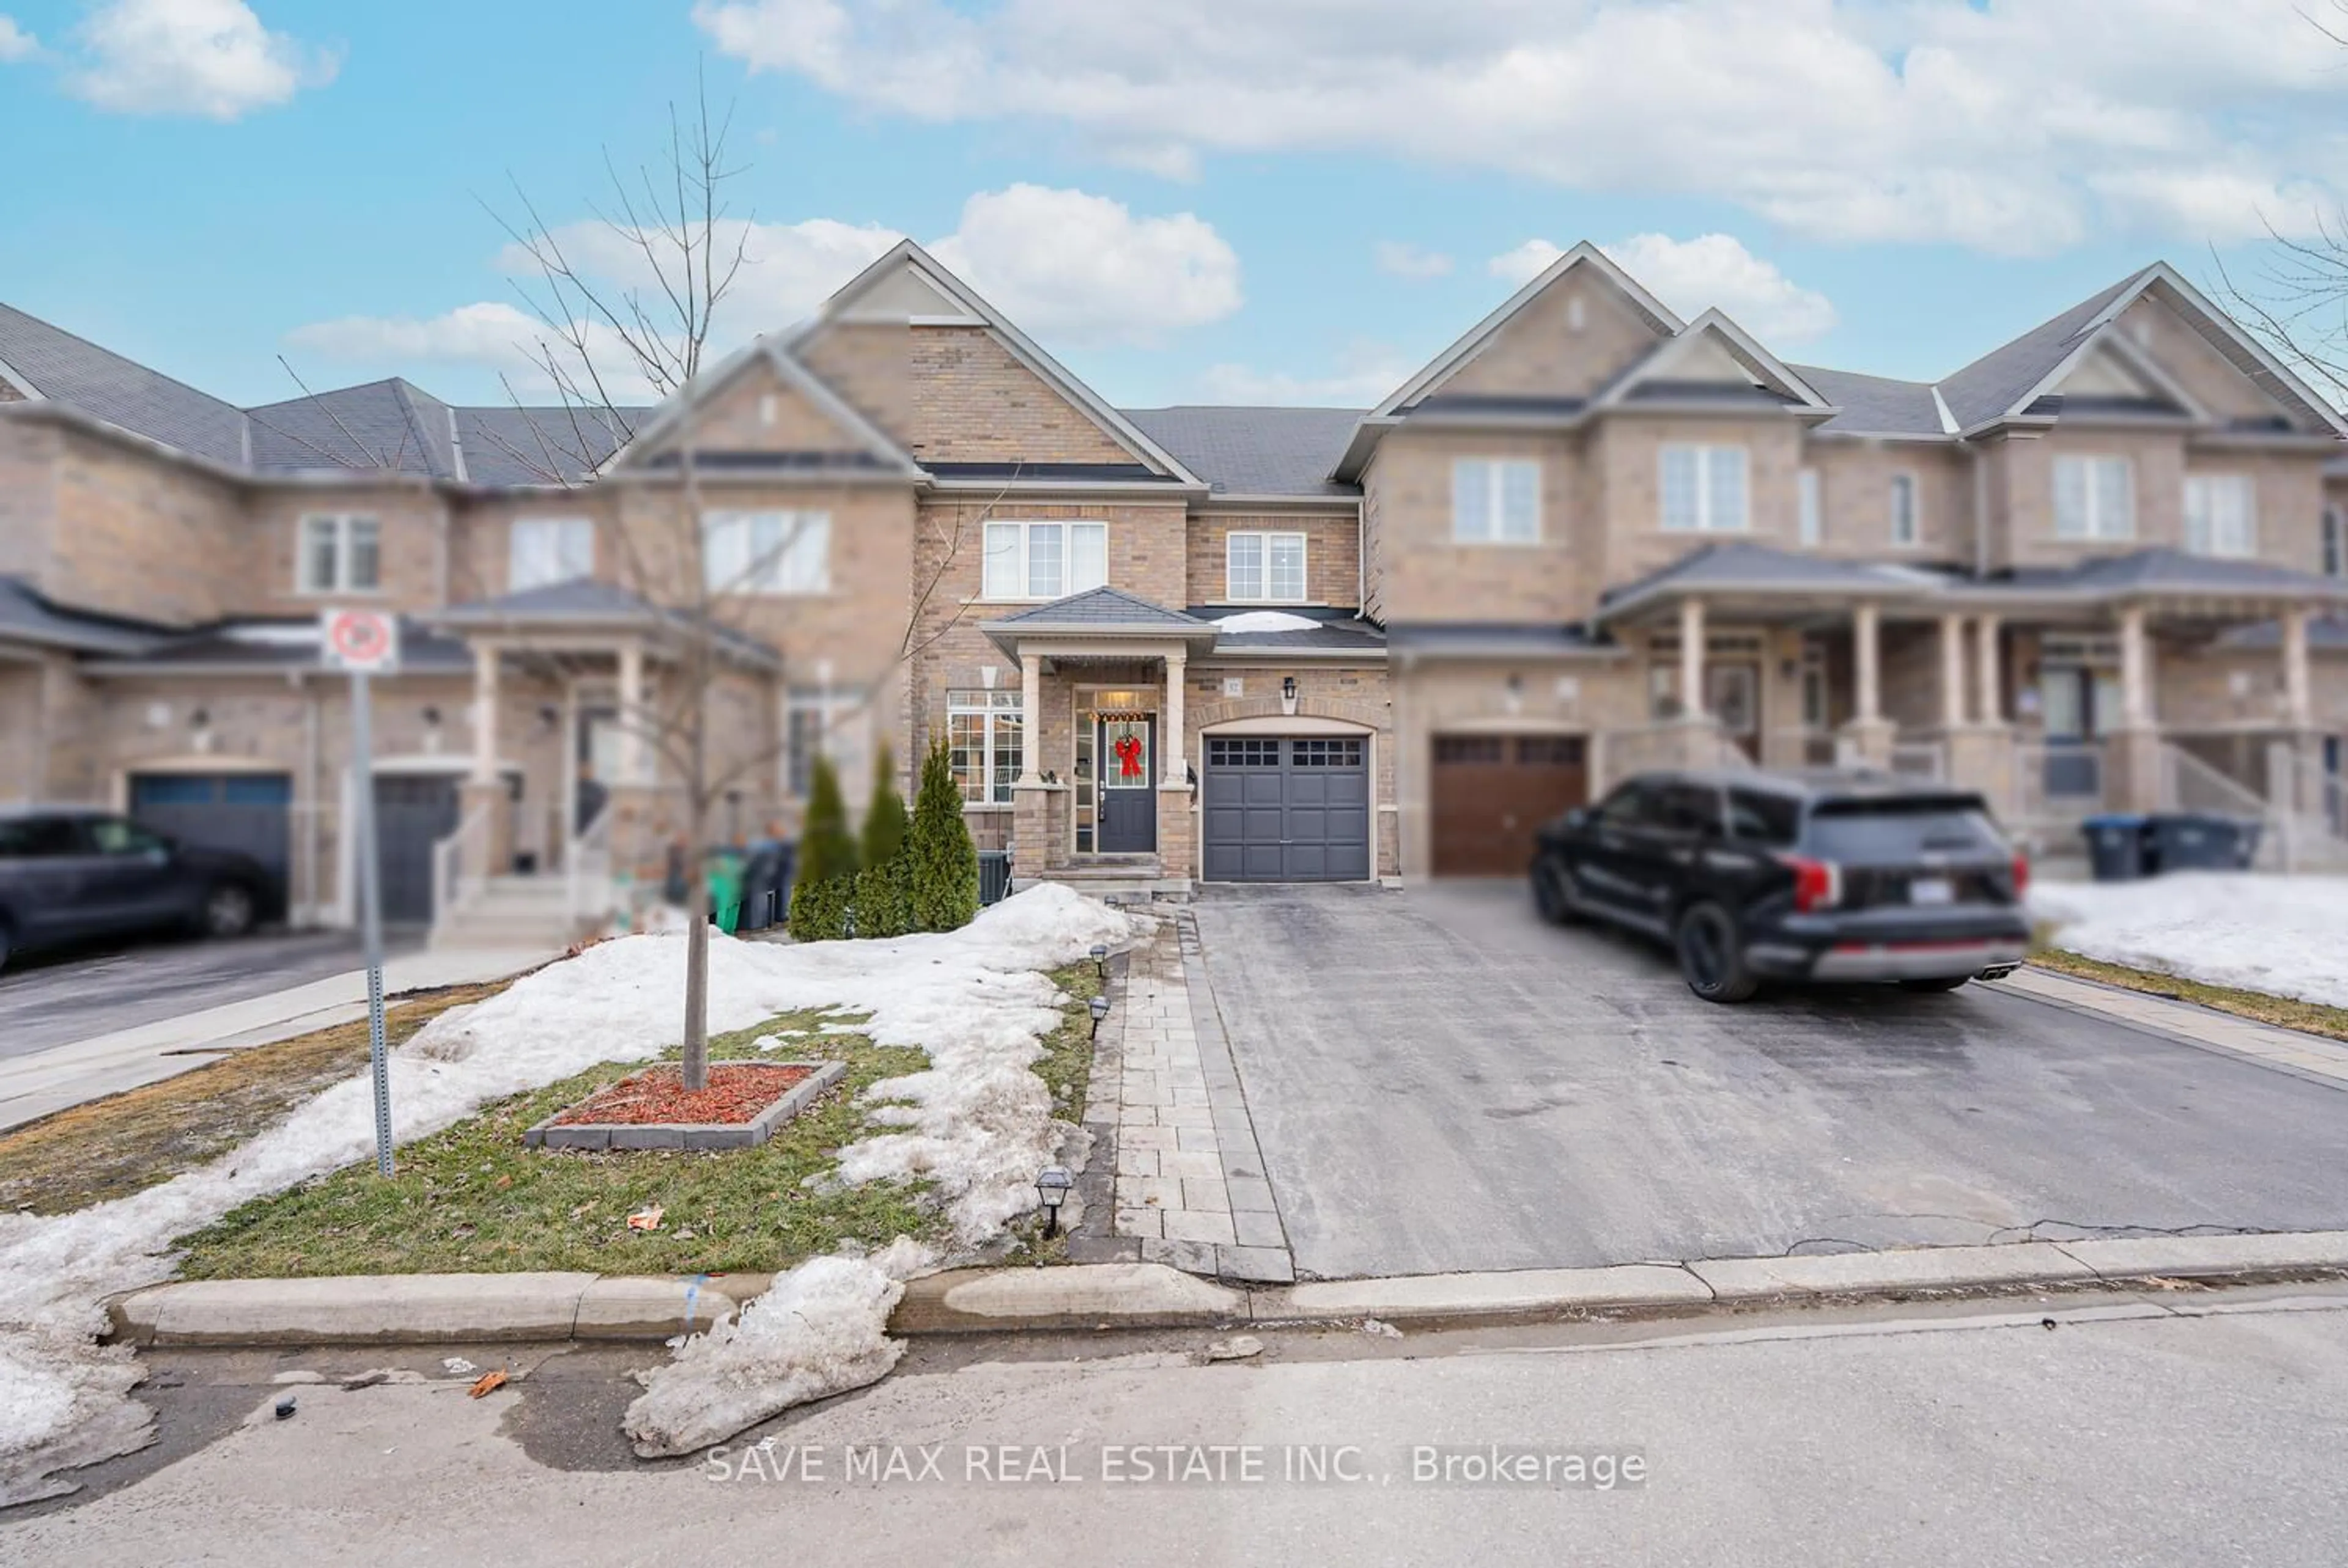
left=521, top=1060, right=849, bottom=1152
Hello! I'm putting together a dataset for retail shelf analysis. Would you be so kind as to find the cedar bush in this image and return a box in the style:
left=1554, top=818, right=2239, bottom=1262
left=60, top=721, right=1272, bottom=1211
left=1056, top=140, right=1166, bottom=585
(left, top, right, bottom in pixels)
left=789, top=755, right=859, bottom=938
left=861, top=744, right=910, bottom=869
left=850, top=858, right=913, bottom=940
left=907, top=738, right=979, bottom=932
left=786, top=871, right=849, bottom=942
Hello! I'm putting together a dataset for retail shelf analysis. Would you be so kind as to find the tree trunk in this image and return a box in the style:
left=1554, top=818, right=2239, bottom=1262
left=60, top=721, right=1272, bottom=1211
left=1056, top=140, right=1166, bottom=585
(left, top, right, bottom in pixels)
left=681, top=878, right=711, bottom=1091
left=679, top=444, right=714, bottom=1093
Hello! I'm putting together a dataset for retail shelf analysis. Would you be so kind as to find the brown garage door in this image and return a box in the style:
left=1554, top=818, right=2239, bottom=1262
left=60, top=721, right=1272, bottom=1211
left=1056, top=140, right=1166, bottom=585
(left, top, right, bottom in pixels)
left=1430, top=734, right=1589, bottom=877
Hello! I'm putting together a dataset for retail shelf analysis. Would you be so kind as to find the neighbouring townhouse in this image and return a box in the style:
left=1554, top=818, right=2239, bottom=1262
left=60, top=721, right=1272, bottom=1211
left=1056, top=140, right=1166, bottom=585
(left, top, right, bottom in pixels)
left=6, top=240, right=2348, bottom=946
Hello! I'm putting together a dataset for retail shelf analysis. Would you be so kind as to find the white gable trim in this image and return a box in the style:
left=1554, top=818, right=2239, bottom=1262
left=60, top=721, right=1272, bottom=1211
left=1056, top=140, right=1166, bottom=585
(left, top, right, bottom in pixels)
left=812, top=240, right=1205, bottom=485
left=0, top=355, right=40, bottom=402
left=2003, top=263, right=2346, bottom=436
left=597, top=328, right=923, bottom=478
left=1370, top=241, right=1686, bottom=418
left=1592, top=309, right=1835, bottom=413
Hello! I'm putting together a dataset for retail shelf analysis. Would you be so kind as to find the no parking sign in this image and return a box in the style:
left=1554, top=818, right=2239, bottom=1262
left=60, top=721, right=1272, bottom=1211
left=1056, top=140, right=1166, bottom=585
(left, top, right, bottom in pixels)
left=321, top=607, right=400, bottom=673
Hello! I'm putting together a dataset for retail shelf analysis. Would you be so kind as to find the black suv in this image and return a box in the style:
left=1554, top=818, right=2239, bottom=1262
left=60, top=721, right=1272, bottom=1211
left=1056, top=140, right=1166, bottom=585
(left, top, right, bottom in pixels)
left=0, top=807, right=273, bottom=973
left=1530, top=770, right=2031, bottom=1003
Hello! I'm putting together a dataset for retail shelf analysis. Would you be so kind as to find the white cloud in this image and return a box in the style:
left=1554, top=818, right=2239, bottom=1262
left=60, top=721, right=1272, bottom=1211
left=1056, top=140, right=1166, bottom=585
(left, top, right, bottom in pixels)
left=1198, top=344, right=1411, bottom=407
left=929, top=185, right=1240, bottom=348
left=1607, top=233, right=1837, bottom=341
left=288, top=185, right=1241, bottom=386
left=1375, top=241, right=1453, bottom=281
left=70, top=0, right=336, bottom=119
left=0, top=16, right=39, bottom=62
left=693, top=0, right=2348, bottom=255
left=1488, top=239, right=1566, bottom=286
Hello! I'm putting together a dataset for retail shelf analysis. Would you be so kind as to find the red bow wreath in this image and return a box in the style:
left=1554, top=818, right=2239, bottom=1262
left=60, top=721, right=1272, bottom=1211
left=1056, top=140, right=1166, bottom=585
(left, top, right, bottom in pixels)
left=1113, top=733, right=1145, bottom=779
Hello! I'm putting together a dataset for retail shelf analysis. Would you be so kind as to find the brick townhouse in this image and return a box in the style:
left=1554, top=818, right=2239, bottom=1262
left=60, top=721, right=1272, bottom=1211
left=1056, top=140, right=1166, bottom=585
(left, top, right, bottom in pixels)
left=5, top=239, right=2348, bottom=943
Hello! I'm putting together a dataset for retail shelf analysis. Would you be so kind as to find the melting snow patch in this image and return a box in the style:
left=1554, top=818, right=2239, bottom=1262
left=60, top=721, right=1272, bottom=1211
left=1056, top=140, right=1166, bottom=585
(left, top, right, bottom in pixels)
left=2030, top=873, right=2348, bottom=1009
left=1214, top=610, right=1321, bottom=635
left=0, top=884, right=1134, bottom=1500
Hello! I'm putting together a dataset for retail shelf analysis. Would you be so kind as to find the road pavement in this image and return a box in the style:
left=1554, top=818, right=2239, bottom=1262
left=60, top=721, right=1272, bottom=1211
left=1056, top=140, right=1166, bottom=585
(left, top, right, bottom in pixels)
left=6, top=1286, right=2347, bottom=1564
left=1193, top=882, right=2348, bottom=1278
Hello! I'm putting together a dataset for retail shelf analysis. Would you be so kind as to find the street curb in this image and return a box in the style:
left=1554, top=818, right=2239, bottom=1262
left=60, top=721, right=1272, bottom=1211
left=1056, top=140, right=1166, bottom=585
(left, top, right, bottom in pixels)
left=104, top=1233, right=2348, bottom=1347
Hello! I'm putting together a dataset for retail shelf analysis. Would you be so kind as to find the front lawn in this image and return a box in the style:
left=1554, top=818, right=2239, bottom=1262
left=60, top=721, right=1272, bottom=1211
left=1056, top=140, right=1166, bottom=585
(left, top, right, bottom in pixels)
left=2028, top=942, right=2348, bottom=1045
left=172, top=962, right=1101, bottom=1279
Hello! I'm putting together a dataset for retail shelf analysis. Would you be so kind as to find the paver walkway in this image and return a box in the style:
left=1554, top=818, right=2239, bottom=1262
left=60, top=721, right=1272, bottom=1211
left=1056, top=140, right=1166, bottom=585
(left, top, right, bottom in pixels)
left=1083, top=913, right=1294, bottom=1283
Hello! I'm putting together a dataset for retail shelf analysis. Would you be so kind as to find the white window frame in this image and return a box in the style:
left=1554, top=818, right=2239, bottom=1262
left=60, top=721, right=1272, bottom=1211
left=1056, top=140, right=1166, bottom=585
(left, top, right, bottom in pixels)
left=1225, top=531, right=1309, bottom=602
left=947, top=689, right=1025, bottom=804
left=2325, top=506, right=2346, bottom=578
left=981, top=520, right=1110, bottom=601
left=703, top=509, right=830, bottom=595
left=2053, top=455, right=2136, bottom=542
left=1450, top=458, right=1541, bottom=545
left=1888, top=473, right=1921, bottom=547
left=784, top=683, right=862, bottom=799
left=1797, top=467, right=1822, bottom=547
left=1659, top=444, right=1751, bottom=533
left=2183, top=474, right=2256, bottom=559
left=296, top=513, right=382, bottom=594
left=508, top=517, right=596, bottom=592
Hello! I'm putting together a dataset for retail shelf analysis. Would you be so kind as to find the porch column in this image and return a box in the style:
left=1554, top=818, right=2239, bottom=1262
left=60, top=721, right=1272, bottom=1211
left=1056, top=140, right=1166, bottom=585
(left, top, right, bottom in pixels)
left=1853, top=602, right=1881, bottom=724
left=2282, top=606, right=2314, bottom=731
left=1677, top=597, right=1706, bottom=721
left=470, top=640, right=501, bottom=784
left=1161, top=650, right=1187, bottom=783
left=617, top=639, right=648, bottom=785
left=1938, top=613, right=1966, bottom=731
left=1975, top=614, right=2004, bottom=724
left=1018, top=653, right=1044, bottom=784
left=2117, top=603, right=2153, bottom=729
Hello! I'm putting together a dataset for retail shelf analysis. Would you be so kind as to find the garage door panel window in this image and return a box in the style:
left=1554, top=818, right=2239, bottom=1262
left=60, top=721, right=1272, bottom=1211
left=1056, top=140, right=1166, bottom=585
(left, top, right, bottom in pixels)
left=948, top=690, right=1024, bottom=804
left=1290, top=738, right=1363, bottom=767
left=1226, top=532, right=1308, bottom=602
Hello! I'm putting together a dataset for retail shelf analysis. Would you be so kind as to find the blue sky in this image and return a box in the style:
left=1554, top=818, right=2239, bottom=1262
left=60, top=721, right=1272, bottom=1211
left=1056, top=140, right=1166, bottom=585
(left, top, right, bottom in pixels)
left=2, top=1, right=2341, bottom=412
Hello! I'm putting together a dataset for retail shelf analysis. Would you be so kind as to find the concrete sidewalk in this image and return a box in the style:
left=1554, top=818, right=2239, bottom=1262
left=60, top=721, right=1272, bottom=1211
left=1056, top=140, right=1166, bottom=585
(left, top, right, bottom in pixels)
left=0, top=946, right=556, bottom=1132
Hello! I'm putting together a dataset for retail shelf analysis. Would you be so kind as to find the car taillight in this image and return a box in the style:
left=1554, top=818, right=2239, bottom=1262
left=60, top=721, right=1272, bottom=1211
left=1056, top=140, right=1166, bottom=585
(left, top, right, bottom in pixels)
left=1774, top=853, right=1842, bottom=912
left=2011, top=852, right=2031, bottom=900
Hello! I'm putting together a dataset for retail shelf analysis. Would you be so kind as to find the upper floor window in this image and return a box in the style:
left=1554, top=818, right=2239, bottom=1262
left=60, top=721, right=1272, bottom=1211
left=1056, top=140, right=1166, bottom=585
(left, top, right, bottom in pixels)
left=509, top=517, right=596, bottom=592
left=2325, top=506, right=2344, bottom=578
left=1226, top=531, right=1307, bottom=602
left=298, top=514, right=381, bottom=594
left=2053, top=455, right=2135, bottom=542
left=1452, top=458, right=1540, bottom=544
left=703, top=509, right=830, bottom=595
left=2183, top=474, right=2256, bottom=559
left=983, top=520, right=1108, bottom=600
left=1889, top=473, right=1920, bottom=547
left=1659, top=444, right=1749, bottom=532
left=1797, top=468, right=1822, bottom=547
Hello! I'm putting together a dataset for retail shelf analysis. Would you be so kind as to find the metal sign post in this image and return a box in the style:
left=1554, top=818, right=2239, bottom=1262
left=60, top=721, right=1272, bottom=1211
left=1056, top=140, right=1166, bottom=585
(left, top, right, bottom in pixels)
left=323, top=609, right=400, bottom=1177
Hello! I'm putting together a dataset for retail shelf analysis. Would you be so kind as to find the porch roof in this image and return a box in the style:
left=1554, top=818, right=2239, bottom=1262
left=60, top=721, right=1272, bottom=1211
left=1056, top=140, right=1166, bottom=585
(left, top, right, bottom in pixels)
left=0, top=575, right=166, bottom=655
left=1594, top=542, right=1943, bottom=624
left=981, top=585, right=1221, bottom=660
left=1969, top=548, right=2348, bottom=609
left=428, top=577, right=782, bottom=669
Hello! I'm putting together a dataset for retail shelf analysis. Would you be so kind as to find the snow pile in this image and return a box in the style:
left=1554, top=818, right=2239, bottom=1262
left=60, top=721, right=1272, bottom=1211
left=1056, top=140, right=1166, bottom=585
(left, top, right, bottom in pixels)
left=2031, top=873, right=2348, bottom=1008
left=1214, top=610, right=1321, bottom=635
left=622, top=1238, right=933, bottom=1458
left=0, top=884, right=1133, bottom=1501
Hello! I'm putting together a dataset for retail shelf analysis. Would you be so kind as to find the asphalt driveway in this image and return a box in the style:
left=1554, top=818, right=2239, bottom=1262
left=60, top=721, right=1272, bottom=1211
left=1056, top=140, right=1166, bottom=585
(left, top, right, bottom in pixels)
left=1193, top=881, right=2348, bottom=1279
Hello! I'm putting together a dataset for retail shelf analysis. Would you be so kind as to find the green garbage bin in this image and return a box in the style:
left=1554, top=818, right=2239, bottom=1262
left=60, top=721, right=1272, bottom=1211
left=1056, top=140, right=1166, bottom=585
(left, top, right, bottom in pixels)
left=706, top=848, right=746, bottom=935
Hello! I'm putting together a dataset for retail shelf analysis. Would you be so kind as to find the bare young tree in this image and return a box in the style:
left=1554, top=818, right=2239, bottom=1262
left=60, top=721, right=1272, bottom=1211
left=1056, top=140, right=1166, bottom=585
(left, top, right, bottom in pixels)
left=475, top=76, right=1000, bottom=1091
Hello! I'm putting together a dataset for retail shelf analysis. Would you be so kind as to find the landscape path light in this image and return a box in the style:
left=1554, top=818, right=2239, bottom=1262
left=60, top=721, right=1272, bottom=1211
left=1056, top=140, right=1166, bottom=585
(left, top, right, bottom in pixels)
left=1035, top=1165, right=1074, bottom=1236
left=1090, top=994, right=1111, bottom=1039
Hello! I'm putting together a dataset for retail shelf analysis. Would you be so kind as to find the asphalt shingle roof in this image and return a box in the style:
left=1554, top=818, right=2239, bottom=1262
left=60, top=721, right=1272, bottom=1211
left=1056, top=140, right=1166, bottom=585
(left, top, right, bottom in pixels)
left=247, top=379, right=459, bottom=477
left=1793, top=366, right=1947, bottom=437
left=453, top=405, right=643, bottom=485
left=0, top=576, right=166, bottom=654
left=0, top=303, right=251, bottom=467
left=1934, top=271, right=2147, bottom=432
left=989, top=585, right=1211, bottom=629
left=437, top=578, right=781, bottom=663
left=1118, top=406, right=1362, bottom=498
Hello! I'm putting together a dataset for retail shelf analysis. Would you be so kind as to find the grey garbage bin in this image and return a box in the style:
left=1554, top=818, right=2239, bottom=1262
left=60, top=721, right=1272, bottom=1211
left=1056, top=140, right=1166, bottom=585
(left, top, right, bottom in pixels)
left=736, top=844, right=783, bottom=930
left=2080, top=814, right=2149, bottom=881
left=2145, top=812, right=2259, bottom=874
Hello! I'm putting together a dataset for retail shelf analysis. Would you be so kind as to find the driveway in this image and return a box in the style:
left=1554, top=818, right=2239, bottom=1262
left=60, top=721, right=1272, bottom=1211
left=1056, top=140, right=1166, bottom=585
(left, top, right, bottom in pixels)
left=0, top=931, right=403, bottom=1061
left=1193, top=882, right=2348, bottom=1279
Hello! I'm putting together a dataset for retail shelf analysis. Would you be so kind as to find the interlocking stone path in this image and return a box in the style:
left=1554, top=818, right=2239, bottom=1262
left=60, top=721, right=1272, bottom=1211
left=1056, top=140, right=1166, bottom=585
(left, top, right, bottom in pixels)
left=1081, top=911, right=1294, bottom=1283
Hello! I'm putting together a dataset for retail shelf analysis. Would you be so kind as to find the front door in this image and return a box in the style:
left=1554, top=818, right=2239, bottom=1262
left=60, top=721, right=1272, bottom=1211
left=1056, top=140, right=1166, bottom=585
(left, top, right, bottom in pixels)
left=1707, top=663, right=1760, bottom=758
left=1096, top=713, right=1157, bottom=853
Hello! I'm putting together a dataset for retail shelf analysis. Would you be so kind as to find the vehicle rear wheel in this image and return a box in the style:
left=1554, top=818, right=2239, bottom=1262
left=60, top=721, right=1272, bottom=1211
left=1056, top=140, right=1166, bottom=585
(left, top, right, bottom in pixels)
left=1530, top=861, right=1579, bottom=926
left=1675, top=902, right=1759, bottom=1004
left=200, top=882, right=257, bottom=940
left=0, top=923, right=12, bottom=974
left=1899, top=975, right=1971, bottom=993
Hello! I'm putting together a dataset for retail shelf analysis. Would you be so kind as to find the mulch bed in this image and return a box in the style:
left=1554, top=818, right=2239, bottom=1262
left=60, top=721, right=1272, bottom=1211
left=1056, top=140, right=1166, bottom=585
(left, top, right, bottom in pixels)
left=547, top=1064, right=817, bottom=1128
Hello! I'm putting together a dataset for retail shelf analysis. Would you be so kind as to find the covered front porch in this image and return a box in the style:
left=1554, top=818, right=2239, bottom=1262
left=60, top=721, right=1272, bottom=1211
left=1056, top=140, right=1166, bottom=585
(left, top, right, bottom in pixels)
left=429, top=579, right=786, bottom=943
left=981, top=587, right=1219, bottom=893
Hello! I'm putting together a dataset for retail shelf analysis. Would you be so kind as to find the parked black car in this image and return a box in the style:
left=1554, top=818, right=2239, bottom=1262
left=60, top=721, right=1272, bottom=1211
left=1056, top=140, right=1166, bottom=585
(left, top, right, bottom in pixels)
left=1530, top=770, right=2031, bottom=1003
left=0, top=806, right=275, bottom=972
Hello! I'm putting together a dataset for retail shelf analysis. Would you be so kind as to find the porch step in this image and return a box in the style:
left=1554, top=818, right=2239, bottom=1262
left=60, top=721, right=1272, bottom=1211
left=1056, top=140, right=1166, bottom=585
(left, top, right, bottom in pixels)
left=429, top=873, right=595, bottom=951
